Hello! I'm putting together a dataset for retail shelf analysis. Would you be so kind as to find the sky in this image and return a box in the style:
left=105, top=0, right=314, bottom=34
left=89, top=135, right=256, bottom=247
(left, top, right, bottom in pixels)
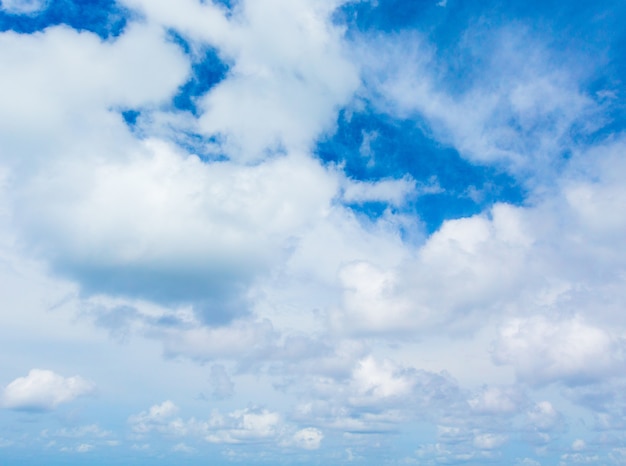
left=0, top=0, right=625, bottom=464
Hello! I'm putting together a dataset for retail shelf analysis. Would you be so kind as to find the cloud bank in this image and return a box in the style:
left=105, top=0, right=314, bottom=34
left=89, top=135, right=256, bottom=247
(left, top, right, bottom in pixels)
left=0, top=0, right=625, bottom=464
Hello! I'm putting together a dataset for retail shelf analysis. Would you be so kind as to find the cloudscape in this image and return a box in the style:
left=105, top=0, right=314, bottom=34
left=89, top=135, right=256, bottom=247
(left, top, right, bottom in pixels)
left=1, top=0, right=626, bottom=464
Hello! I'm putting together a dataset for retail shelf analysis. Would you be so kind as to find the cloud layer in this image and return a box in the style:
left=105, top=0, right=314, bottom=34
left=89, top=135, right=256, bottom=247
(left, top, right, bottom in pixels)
left=0, top=0, right=625, bottom=464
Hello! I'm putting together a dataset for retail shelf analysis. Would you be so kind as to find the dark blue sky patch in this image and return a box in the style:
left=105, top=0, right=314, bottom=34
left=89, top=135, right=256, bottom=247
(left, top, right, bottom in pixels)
left=169, top=30, right=230, bottom=116
left=0, top=0, right=130, bottom=39
left=317, top=105, right=524, bottom=232
left=120, top=109, right=140, bottom=128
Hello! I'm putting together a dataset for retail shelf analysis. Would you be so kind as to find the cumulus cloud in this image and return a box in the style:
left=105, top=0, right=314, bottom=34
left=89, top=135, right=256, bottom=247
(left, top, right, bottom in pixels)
left=120, top=0, right=359, bottom=161
left=1, top=369, right=95, bottom=411
left=473, top=433, right=508, bottom=450
left=331, top=203, right=533, bottom=335
left=492, top=316, right=626, bottom=386
left=468, top=386, right=526, bottom=415
left=1, top=0, right=626, bottom=462
left=128, top=400, right=185, bottom=435
left=288, top=354, right=464, bottom=435
left=129, top=401, right=285, bottom=445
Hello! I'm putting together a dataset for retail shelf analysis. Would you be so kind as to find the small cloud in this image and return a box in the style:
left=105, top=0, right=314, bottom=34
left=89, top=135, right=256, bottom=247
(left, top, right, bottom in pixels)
left=437, top=0, right=448, bottom=6
left=473, top=433, right=507, bottom=450
left=1, top=369, right=96, bottom=412
left=128, top=401, right=179, bottom=434
left=60, top=443, right=94, bottom=454
left=76, top=443, right=94, bottom=453
left=293, top=428, right=323, bottom=450
left=342, top=176, right=416, bottom=207
left=0, top=0, right=47, bottom=14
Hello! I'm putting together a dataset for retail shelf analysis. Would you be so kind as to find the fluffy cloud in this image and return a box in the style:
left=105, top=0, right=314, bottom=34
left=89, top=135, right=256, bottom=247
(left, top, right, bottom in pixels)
left=1, top=0, right=626, bottom=463
left=129, top=401, right=285, bottom=445
left=467, top=386, right=526, bottom=415
left=13, top=140, right=340, bottom=321
left=331, top=203, right=533, bottom=335
left=288, top=354, right=464, bottom=435
left=492, top=316, right=626, bottom=386
left=1, top=369, right=95, bottom=411
left=121, top=0, right=359, bottom=161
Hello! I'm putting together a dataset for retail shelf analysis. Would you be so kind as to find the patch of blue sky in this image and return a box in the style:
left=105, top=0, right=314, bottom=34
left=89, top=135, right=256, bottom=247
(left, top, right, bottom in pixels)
left=169, top=30, right=230, bottom=116
left=0, top=0, right=130, bottom=39
left=211, top=0, right=234, bottom=13
left=117, top=28, right=230, bottom=161
left=317, top=106, right=524, bottom=232
left=341, top=0, right=626, bottom=93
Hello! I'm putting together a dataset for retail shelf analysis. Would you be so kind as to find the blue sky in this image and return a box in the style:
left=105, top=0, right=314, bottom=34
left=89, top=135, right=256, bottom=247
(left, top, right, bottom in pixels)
left=1, top=0, right=626, bottom=464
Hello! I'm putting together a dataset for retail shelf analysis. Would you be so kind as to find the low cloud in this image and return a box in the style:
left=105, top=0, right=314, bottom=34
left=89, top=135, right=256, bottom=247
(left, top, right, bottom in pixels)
left=1, top=369, right=95, bottom=411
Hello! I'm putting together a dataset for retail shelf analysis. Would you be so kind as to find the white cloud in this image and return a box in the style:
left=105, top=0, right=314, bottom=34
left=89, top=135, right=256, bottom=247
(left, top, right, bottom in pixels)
left=350, top=356, right=415, bottom=402
left=473, top=433, right=508, bottom=450
left=128, top=400, right=180, bottom=434
left=207, top=408, right=281, bottom=443
left=75, top=443, right=94, bottom=453
left=526, top=401, right=563, bottom=432
left=331, top=203, right=533, bottom=335
left=1, top=369, right=95, bottom=411
left=13, top=139, right=340, bottom=319
left=492, top=316, right=625, bottom=386
left=1, top=0, right=625, bottom=460
left=289, top=354, right=464, bottom=435
left=129, top=401, right=284, bottom=445
left=0, top=0, right=46, bottom=14
left=292, top=427, right=323, bottom=450
left=121, top=0, right=359, bottom=161
left=0, top=23, right=188, bottom=152
left=468, top=386, right=525, bottom=415
left=342, top=175, right=416, bottom=206
left=43, top=424, right=113, bottom=439
left=357, top=26, right=598, bottom=175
